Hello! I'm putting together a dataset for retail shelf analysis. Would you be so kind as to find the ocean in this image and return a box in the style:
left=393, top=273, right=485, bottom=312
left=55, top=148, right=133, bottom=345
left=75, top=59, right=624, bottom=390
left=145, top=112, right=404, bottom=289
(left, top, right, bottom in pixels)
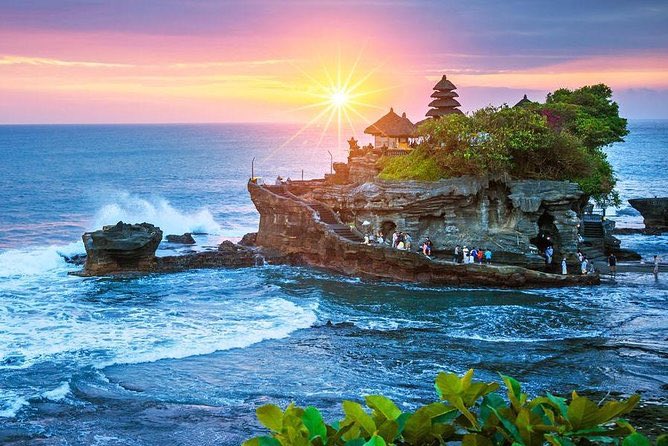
left=0, top=121, right=666, bottom=444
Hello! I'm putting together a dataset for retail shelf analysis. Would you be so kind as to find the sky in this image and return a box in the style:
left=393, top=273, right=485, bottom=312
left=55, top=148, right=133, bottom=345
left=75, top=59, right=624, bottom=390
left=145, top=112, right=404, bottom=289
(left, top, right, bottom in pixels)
left=1, top=0, right=667, bottom=125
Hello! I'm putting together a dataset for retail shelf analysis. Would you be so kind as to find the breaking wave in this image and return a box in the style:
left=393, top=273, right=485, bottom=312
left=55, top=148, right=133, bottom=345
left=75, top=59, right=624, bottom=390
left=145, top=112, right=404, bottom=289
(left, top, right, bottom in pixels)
left=93, top=192, right=222, bottom=235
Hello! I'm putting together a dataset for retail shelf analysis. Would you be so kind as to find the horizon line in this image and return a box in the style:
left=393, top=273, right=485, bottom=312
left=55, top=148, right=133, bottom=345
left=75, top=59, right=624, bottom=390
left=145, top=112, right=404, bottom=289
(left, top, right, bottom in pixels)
left=2, top=117, right=668, bottom=126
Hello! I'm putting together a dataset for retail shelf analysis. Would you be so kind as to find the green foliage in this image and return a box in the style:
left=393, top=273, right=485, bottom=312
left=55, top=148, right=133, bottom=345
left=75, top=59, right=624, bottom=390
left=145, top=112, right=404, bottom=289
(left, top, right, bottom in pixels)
left=379, top=84, right=628, bottom=205
left=244, top=369, right=658, bottom=446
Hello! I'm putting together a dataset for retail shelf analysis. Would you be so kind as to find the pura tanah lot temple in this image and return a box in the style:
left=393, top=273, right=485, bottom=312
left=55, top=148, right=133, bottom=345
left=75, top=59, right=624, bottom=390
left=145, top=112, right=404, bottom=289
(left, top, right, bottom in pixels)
left=361, top=75, right=464, bottom=156
left=247, top=72, right=600, bottom=286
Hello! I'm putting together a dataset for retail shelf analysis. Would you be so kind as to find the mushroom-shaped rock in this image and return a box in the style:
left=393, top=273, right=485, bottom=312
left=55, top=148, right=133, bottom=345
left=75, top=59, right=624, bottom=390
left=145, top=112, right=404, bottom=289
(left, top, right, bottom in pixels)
left=82, top=221, right=163, bottom=275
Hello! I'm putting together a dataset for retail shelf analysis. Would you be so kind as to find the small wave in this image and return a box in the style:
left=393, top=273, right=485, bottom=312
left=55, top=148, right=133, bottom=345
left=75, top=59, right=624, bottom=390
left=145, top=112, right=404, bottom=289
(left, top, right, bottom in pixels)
left=93, top=192, right=222, bottom=235
left=0, top=392, right=29, bottom=418
left=0, top=242, right=82, bottom=278
left=42, top=382, right=71, bottom=401
left=0, top=295, right=316, bottom=371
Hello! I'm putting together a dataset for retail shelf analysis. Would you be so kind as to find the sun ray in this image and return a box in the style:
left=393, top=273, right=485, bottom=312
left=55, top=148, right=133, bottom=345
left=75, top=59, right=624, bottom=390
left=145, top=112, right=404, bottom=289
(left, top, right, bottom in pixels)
left=261, top=105, right=333, bottom=163
left=267, top=50, right=399, bottom=170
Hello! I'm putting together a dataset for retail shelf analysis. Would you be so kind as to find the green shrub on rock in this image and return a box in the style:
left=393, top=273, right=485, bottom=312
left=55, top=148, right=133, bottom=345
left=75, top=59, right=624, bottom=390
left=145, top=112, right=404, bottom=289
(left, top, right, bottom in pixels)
left=379, top=84, right=628, bottom=207
left=244, top=369, right=662, bottom=446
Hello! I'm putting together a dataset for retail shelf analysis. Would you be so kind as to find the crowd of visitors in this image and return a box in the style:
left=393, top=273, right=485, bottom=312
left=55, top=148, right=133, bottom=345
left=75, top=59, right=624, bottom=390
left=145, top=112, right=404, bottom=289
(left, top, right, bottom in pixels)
left=360, top=226, right=662, bottom=278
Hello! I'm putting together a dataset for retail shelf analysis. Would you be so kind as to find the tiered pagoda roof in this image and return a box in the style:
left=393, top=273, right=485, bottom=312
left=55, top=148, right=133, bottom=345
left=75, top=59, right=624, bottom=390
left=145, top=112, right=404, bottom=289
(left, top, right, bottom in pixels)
left=425, top=75, right=463, bottom=118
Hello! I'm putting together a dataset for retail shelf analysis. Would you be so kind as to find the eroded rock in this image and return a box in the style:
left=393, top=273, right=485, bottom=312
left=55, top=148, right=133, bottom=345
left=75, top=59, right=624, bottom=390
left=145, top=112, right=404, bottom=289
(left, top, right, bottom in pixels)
left=82, top=221, right=162, bottom=275
left=166, top=233, right=196, bottom=244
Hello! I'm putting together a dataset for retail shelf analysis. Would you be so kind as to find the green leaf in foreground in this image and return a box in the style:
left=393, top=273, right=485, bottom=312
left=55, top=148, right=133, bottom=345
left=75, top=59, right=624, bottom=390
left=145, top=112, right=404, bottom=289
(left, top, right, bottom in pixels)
left=257, top=404, right=284, bottom=432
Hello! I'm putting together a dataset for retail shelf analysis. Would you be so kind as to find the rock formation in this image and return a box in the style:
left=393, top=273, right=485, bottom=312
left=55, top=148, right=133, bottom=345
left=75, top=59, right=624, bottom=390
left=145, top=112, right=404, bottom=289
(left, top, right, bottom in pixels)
left=166, top=233, right=196, bottom=244
left=77, top=221, right=260, bottom=276
left=82, top=222, right=163, bottom=275
left=299, top=177, right=584, bottom=266
left=248, top=181, right=599, bottom=287
left=628, top=197, right=668, bottom=230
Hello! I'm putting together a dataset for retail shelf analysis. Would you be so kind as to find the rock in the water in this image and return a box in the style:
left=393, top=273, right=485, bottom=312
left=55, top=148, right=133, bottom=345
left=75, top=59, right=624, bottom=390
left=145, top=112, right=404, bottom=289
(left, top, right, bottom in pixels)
left=166, top=233, right=196, bottom=244
left=628, top=197, right=668, bottom=230
left=239, top=232, right=257, bottom=246
left=61, top=253, right=87, bottom=266
left=82, top=221, right=162, bottom=275
left=248, top=181, right=599, bottom=287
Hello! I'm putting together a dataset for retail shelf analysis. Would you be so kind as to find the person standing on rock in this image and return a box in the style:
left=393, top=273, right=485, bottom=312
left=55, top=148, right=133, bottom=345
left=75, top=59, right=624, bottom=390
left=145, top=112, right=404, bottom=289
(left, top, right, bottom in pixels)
left=476, top=248, right=484, bottom=264
left=462, top=246, right=469, bottom=264
left=581, top=255, right=588, bottom=275
left=485, top=248, right=492, bottom=264
left=561, top=257, right=567, bottom=275
left=608, top=253, right=617, bottom=278
left=392, top=231, right=399, bottom=248
left=545, top=245, right=554, bottom=265
left=453, top=245, right=460, bottom=263
left=404, top=233, right=412, bottom=251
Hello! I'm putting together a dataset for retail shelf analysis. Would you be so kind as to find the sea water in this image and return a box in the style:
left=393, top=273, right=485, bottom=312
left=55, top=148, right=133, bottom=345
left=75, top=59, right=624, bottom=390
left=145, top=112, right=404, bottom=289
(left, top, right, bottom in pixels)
left=0, top=122, right=666, bottom=444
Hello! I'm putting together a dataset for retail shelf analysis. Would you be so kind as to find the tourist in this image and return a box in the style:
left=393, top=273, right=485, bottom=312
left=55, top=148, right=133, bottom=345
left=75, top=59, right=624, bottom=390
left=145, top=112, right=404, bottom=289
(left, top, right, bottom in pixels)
left=377, top=231, right=384, bottom=245
left=561, top=257, right=567, bottom=275
left=422, top=238, right=432, bottom=257
left=405, top=233, right=412, bottom=250
left=462, top=246, right=469, bottom=264
left=545, top=245, right=554, bottom=265
left=274, top=175, right=283, bottom=185
left=608, top=253, right=617, bottom=278
left=654, top=255, right=660, bottom=278
left=392, top=231, right=399, bottom=248
left=484, top=248, right=492, bottom=264
left=470, top=247, right=477, bottom=264
left=476, top=248, right=484, bottom=264
left=453, top=245, right=460, bottom=263
left=581, top=255, right=588, bottom=275
left=576, top=249, right=583, bottom=263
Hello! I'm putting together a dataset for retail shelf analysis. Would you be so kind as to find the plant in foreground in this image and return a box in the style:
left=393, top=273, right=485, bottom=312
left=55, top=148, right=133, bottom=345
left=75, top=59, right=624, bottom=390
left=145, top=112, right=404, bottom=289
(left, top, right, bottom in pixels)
left=244, top=369, right=666, bottom=446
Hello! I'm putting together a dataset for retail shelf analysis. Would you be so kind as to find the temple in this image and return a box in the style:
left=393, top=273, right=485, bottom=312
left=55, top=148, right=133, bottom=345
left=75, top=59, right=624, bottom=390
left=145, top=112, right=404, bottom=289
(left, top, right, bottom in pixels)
left=425, top=75, right=463, bottom=118
left=514, top=94, right=534, bottom=108
left=363, top=108, right=416, bottom=153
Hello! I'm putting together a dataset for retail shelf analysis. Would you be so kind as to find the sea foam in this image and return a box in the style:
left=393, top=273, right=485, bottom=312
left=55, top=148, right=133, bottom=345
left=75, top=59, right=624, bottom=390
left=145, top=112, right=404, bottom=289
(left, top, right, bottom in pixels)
left=93, top=192, right=222, bottom=235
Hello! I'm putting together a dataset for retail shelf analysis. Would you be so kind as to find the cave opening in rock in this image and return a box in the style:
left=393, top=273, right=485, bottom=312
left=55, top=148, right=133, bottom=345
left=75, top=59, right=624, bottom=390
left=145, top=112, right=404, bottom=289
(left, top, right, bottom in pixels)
left=530, top=211, right=560, bottom=254
left=380, top=220, right=396, bottom=239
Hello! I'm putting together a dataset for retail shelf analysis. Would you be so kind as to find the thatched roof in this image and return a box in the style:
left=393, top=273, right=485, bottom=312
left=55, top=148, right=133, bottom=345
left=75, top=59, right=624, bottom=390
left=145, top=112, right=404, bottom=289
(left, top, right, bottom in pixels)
left=428, top=98, right=461, bottom=108
left=364, top=108, right=417, bottom=137
left=430, top=90, right=458, bottom=99
left=514, top=94, right=534, bottom=108
left=426, top=108, right=464, bottom=117
left=433, top=75, right=456, bottom=91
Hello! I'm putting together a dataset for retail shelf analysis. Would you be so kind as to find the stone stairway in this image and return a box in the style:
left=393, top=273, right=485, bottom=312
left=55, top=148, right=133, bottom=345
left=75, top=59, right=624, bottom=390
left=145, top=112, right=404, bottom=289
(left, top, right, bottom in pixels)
left=264, top=186, right=364, bottom=243
left=308, top=202, right=365, bottom=242
left=583, top=220, right=605, bottom=238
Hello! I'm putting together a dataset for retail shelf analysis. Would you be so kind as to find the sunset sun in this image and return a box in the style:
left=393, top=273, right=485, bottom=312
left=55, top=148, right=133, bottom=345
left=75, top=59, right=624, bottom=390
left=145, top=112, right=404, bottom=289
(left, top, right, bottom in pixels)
left=330, top=89, right=349, bottom=107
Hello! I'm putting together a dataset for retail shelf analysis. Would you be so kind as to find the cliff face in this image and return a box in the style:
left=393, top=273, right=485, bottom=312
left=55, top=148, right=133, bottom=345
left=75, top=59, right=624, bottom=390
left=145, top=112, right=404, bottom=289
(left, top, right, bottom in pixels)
left=302, top=177, right=584, bottom=265
left=248, top=181, right=598, bottom=287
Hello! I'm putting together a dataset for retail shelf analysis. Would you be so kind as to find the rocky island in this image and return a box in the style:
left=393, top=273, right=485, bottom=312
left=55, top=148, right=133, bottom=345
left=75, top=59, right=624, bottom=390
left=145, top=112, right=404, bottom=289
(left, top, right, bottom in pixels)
left=247, top=80, right=634, bottom=288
